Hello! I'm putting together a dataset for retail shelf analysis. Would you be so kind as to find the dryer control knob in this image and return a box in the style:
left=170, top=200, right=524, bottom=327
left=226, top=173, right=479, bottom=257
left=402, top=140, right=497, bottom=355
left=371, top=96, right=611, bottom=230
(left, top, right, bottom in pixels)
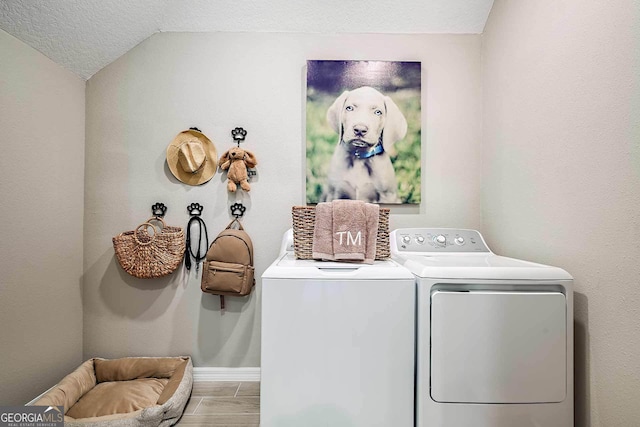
left=434, top=235, right=446, bottom=245
left=402, top=235, right=411, bottom=244
left=416, top=236, right=425, bottom=244
left=454, top=236, right=465, bottom=245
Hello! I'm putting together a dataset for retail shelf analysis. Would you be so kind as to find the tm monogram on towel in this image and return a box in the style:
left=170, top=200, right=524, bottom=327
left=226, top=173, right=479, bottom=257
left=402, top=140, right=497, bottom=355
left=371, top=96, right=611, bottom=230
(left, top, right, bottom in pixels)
left=335, top=230, right=362, bottom=246
left=312, top=200, right=379, bottom=264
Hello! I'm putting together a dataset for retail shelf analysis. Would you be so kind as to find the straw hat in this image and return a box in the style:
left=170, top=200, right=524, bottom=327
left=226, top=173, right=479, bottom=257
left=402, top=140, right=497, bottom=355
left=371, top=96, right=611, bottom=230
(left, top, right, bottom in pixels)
left=166, top=128, right=218, bottom=185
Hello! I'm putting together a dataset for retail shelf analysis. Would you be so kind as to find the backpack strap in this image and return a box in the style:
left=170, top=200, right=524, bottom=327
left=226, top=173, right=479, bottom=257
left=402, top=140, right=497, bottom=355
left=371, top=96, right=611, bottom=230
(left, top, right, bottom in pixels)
left=226, top=218, right=244, bottom=230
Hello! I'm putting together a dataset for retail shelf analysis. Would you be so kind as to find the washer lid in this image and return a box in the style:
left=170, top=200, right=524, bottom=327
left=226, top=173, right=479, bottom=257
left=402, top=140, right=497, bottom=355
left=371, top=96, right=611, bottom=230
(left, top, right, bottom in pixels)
left=398, top=253, right=572, bottom=280
left=262, top=252, right=414, bottom=280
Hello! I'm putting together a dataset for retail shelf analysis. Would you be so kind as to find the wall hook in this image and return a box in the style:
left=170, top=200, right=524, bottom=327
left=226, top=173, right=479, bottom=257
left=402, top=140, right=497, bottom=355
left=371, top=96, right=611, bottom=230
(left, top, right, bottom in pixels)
left=231, top=127, right=247, bottom=147
left=230, top=202, right=246, bottom=218
left=187, top=202, right=204, bottom=216
left=152, top=202, right=167, bottom=218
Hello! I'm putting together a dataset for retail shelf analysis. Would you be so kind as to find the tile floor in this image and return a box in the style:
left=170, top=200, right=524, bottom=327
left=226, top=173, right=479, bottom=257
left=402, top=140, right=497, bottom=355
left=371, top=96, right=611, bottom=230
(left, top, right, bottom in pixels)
left=176, top=381, right=260, bottom=426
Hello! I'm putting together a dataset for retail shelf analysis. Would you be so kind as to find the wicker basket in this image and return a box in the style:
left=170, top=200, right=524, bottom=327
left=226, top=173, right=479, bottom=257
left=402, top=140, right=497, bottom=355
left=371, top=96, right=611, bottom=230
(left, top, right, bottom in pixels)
left=292, top=206, right=390, bottom=260
left=113, top=217, right=185, bottom=279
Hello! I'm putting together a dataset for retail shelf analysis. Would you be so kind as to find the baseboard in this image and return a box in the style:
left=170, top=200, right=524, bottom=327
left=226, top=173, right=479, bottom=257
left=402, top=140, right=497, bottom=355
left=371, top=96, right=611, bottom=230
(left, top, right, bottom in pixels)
left=193, top=367, right=261, bottom=382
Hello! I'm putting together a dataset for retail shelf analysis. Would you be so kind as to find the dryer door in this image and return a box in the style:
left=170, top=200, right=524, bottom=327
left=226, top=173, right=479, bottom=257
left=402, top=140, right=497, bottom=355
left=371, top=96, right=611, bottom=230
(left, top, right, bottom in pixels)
left=430, top=290, right=566, bottom=404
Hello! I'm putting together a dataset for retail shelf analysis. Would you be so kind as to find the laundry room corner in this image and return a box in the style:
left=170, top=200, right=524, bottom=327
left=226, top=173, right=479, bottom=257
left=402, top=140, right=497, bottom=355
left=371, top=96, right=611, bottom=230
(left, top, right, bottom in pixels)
left=2, top=1, right=639, bottom=424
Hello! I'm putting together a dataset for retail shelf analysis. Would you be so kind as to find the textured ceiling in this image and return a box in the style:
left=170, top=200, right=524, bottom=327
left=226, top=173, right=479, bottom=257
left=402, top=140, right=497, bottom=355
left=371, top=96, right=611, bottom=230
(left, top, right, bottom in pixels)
left=0, top=0, right=494, bottom=80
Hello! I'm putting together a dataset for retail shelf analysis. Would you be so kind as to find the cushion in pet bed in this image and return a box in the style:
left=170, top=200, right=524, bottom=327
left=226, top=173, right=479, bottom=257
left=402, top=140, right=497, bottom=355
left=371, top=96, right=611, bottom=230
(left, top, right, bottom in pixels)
left=31, top=356, right=192, bottom=427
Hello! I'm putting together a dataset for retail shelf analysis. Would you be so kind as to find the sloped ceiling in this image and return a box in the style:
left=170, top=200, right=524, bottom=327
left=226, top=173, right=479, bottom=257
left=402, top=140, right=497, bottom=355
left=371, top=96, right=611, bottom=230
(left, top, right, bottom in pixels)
left=0, top=0, right=494, bottom=80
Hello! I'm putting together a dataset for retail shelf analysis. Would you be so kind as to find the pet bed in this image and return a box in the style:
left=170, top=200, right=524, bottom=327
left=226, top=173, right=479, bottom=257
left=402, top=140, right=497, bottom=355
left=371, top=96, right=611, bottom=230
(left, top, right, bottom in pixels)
left=30, top=356, right=193, bottom=427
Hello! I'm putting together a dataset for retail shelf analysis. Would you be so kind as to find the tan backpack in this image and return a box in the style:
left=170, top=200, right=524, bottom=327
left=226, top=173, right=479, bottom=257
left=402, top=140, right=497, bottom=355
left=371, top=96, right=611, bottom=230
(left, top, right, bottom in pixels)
left=200, top=219, right=255, bottom=309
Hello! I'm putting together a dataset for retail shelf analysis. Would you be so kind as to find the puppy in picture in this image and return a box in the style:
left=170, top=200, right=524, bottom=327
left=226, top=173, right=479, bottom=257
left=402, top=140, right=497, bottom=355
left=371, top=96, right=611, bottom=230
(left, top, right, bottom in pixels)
left=322, top=86, right=407, bottom=203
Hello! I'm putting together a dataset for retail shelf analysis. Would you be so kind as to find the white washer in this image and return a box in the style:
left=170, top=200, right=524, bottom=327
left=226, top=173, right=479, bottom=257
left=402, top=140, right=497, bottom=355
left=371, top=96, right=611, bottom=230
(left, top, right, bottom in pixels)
left=261, top=229, right=415, bottom=427
left=391, top=228, right=573, bottom=427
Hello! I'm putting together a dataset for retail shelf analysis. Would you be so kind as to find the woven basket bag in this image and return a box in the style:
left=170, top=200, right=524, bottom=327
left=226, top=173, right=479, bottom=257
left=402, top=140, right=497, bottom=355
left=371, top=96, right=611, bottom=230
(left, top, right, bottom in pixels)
left=113, top=217, right=185, bottom=279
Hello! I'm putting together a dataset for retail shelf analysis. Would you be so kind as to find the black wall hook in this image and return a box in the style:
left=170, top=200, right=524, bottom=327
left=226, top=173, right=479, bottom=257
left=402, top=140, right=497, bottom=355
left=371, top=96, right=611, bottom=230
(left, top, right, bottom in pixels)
left=187, top=203, right=204, bottom=216
left=231, top=127, right=247, bottom=147
left=230, top=203, right=246, bottom=218
left=152, top=202, right=167, bottom=218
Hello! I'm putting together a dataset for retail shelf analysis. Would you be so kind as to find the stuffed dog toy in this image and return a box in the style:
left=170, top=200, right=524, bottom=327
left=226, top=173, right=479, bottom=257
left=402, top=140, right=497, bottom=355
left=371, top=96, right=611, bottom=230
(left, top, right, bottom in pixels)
left=322, top=86, right=407, bottom=203
left=219, top=147, right=258, bottom=192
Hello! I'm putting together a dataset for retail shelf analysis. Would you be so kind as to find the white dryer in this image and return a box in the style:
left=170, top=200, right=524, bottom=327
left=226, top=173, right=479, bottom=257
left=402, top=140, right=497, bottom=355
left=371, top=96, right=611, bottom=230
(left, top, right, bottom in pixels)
left=261, top=229, right=415, bottom=427
left=391, top=228, right=573, bottom=427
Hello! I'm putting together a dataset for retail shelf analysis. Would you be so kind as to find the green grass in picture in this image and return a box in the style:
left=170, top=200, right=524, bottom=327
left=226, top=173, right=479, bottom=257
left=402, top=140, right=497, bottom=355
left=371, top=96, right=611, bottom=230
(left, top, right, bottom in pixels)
left=306, top=88, right=421, bottom=204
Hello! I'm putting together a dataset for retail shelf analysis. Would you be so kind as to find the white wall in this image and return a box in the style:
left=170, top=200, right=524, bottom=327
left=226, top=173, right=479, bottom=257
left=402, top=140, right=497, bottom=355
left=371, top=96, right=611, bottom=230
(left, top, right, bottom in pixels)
left=84, top=32, right=482, bottom=367
left=0, top=29, right=85, bottom=404
left=482, top=1, right=640, bottom=425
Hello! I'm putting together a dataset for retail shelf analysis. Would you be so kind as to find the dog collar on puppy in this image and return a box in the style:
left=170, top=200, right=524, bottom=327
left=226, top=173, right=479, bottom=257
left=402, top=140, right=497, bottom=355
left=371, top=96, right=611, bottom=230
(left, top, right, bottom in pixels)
left=343, top=141, right=385, bottom=159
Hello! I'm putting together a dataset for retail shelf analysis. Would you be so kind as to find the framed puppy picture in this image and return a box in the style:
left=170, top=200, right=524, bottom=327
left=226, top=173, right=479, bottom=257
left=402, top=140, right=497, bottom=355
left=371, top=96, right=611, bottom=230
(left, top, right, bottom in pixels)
left=306, top=59, right=421, bottom=205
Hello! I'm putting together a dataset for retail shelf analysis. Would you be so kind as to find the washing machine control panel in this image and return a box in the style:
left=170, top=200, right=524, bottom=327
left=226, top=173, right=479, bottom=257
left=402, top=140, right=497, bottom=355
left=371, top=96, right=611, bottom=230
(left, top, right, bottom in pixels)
left=393, top=228, right=490, bottom=253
